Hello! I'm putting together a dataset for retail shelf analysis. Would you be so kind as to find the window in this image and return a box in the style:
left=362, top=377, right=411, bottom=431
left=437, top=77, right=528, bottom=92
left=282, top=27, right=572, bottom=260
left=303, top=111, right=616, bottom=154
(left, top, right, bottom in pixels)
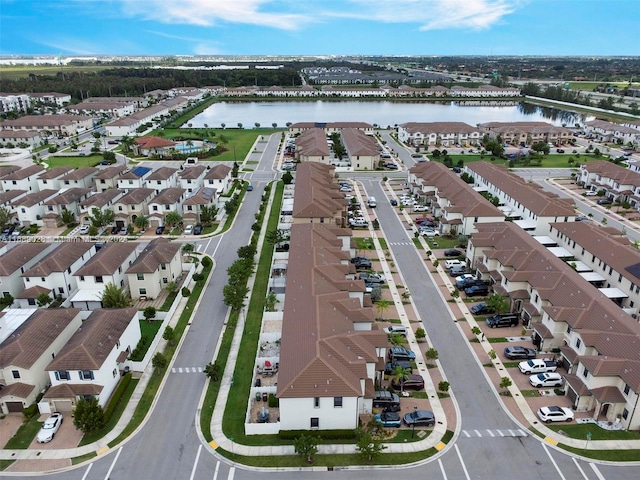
left=624, top=383, right=631, bottom=395
left=582, top=367, right=589, bottom=378
left=12, top=370, right=20, bottom=379
left=79, top=370, right=94, bottom=380
left=96, top=276, right=103, bottom=283
left=314, top=397, right=320, bottom=408
left=57, top=370, right=70, bottom=380
left=310, top=417, right=319, bottom=429
left=113, top=369, right=117, bottom=378
left=80, top=275, right=85, bottom=281
left=576, top=338, right=582, bottom=349
left=28, top=298, right=36, bottom=306
left=161, top=263, right=167, bottom=270
left=566, top=325, right=572, bottom=334
left=137, top=273, right=144, bottom=281
left=334, top=397, right=343, bottom=408
left=139, top=288, right=147, bottom=295
left=58, top=287, right=64, bottom=294
left=163, top=278, right=168, bottom=284
left=623, top=408, right=629, bottom=420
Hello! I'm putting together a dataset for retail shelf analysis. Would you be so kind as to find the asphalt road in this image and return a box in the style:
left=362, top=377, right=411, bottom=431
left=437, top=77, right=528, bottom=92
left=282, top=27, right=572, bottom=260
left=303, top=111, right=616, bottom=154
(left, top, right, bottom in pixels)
left=7, top=135, right=640, bottom=479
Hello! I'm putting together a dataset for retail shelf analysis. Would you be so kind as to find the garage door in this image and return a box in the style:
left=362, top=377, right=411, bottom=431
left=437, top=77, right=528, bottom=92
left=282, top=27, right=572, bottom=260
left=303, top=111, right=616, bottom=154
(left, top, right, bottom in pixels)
left=6, top=401, right=23, bottom=413
left=53, top=400, right=73, bottom=412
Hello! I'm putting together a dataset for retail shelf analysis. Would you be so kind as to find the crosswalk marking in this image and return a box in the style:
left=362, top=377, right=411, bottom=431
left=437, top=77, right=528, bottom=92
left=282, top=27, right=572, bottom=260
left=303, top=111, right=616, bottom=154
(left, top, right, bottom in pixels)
left=388, top=241, right=414, bottom=246
left=171, top=367, right=203, bottom=374
left=461, top=429, right=527, bottom=438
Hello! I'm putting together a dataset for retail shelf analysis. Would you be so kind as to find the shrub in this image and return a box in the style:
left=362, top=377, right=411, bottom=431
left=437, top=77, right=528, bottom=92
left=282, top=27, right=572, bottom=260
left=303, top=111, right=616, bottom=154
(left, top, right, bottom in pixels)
left=192, top=273, right=204, bottom=282
left=268, top=393, right=279, bottom=408
left=279, top=429, right=355, bottom=440
left=103, top=373, right=132, bottom=421
left=200, top=256, right=212, bottom=269
left=181, top=287, right=191, bottom=297
left=23, top=404, right=38, bottom=421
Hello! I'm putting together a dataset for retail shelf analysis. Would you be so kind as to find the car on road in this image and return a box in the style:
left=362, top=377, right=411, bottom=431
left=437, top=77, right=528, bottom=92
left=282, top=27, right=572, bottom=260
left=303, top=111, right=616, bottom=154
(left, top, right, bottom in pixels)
left=556, top=148, right=565, bottom=153
left=470, top=302, right=495, bottom=315
left=518, top=359, right=558, bottom=374
left=388, top=346, right=416, bottom=362
left=78, top=225, right=90, bottom=235
left=444, top=249, right=463, bottom=257
left=36, top=413, right=63, bottom=443
left=465, top=284, right=490, bottom=296
left=504, top=346, right=537, bottom=360
left=537, top=406, right=574, bottom=423
left=403, top=410, right=435, bottom=427
left=575, top=216, right=591, bottom=222
left=155, top=226, right=165, bottom=235
left=529, top=372, right=564, bottom=388
left=108, top=140, right=118, bottom=144
left=374, top=411, right=402, bottom=428
left=184, top=225, right=193, bottom=235
left=246, top=184, right=253, bottom=191
left=193, top=224, right=203, bottom=235
left=391, top=374, right=425, bottom=390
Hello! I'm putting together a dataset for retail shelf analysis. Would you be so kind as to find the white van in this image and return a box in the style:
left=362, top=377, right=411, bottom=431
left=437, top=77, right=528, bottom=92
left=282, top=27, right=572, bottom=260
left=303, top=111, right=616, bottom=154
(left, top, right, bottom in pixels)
left=367, top=197, right=377, bottom=208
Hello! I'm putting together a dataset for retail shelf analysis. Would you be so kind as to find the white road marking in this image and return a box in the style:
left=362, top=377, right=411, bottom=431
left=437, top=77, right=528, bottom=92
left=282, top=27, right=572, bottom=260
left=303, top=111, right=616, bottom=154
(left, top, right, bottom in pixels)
left=192, top=367, right=197, bottom=373
left=80, top=463, right=92, bottom=480
left=172, top=368, right=176, bottom=373
left=463, top=430, right=470, bottom=437
left=518, top=429, right=527, bottom=436
left=497, top=430, right=505, bottom=436
left=228, top=466, right=236, bottom=480
left=103, top=446, right=123, bottom=480
left=589, top=462, right=606, bottom=480
left=474, top=429, right=481, bottom=437
left=178, top=367, right=183, bottom=373
left=509, top=429, right=515, bottom=436
left=487, top=430, right=495, bottom=437
left=454, top=444, right=471, bottom=480
left=213, top=460, right=220, bottom=480
left=571, top=457, right=588, bottom=479
left=198, top=367, right=203, bottom=372
left=438, top=459, right=448, bottom=480
left=189, top=444, right=202, bottom=480
left=542, top=443, right=566, bottom=480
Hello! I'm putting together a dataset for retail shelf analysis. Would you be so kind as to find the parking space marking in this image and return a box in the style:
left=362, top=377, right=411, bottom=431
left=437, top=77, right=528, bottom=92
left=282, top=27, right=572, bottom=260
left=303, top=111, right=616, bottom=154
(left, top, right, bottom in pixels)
left=542, top=443, right=566, bottom=480
left=454, top=444, right=471, bottom=480
left=189, top=444, right=202, bottom=480
left=438, top=459, right=448, bottom=480
left=103, top=447, right=123, bottom=480
left=80, top=463, right=92, bottom=480
left=589, top=463, right=606, bottom=480
left=228, top=466, right=236, bottom=480
left=571, top=457, right=588, bottom=479
left=213, top=461, right=220, bottom=480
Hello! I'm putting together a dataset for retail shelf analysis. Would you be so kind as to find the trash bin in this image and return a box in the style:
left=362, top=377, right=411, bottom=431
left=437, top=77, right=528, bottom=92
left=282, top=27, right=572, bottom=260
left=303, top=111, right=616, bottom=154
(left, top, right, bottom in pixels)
left=262, top=392, right=268, bottom=402
left=255, top=378, right=261, bottom=387
left=256, top=392, right=261, bottom=401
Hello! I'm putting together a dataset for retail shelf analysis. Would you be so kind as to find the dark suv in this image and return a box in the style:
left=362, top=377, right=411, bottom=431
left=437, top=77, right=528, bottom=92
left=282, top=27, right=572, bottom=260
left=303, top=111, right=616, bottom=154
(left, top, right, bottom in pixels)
left=485, top=314, right=519, bottom=328
left=373, top=390, right=401, bottom=411
left=388, top=346, right=416, bottom=362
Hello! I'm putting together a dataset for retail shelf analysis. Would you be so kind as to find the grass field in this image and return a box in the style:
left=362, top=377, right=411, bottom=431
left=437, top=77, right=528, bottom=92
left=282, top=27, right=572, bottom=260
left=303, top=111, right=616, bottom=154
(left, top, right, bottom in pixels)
left=0, top=65, right=116, bottom=81
left=45, top=154, right=103, bottom=169
left=435, top=153, right=599, bottom=170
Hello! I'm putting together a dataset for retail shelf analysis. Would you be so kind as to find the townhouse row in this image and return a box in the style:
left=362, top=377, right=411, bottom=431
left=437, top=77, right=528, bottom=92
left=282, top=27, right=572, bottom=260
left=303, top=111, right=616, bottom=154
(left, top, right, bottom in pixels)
left=293, top=127, right=380, bottom=170
left=0, top=163, right=233, bottom=231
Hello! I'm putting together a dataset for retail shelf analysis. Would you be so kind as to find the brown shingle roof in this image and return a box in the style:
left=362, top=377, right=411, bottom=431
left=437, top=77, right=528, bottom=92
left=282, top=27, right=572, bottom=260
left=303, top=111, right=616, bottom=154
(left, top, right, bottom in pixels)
left=147, top=166, right=178, bottom=180
left=94, top=164, right=126, bottom=179
left=22, top=242, right=94, bottom=277
left=116, top=188, right=155, bottom=205
left=150, top=187, right=185, bottom=205
left=12, top=189, right=58, bottom=207
left=44, top=383, right=103, bottom=400
left=204, top=164, right=231, bottom=180
left=0, top=309, right=81, bottom=369
left=46, top=308, right=138, bottom=371
left=0, top=243, right=52, bottom=276
left=0, top=165, right=45, bottom=180
left=125, top=238, right=180, bottom=274
left=74, top=242, right=138, bottom=277
left=58, top=167, right=98, bottom=181
left=0, top=382, right=36, bottom=400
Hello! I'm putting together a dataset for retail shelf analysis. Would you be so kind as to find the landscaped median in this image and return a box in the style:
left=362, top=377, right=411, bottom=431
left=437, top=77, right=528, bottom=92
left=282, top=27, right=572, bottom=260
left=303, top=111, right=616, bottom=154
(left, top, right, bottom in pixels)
left=199, top=181, right=454, bottom=467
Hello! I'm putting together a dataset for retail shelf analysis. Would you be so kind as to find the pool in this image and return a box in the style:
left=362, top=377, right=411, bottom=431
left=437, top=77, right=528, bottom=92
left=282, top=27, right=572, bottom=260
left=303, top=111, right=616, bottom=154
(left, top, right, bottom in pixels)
left=175, top=140, right=204, bottom=154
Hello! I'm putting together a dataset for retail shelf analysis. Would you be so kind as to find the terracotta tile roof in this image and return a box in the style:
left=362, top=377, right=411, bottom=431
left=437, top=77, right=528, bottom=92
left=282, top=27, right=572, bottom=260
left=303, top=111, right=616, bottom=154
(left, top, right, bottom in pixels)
left=94, top=164, right=127, bottom=179
left=341, top=128, right=379, bottom=156
left=135, top=136, right=177, bottom=149
left=150, top=188, right=185, bottom=205
left=0, top=382, right=36, bottom=400
left=0, top=165, right=45, bottom=180
left=292, top=163, right=346, bottom=219
left=22, top=242, right=94, bottom=276
left=591, top=385, right=626, bottom=403
left=582, top=160, right=640, bottom=186
left=467, top=162, right=576, bottom=216
left=1, top=114, right=92, bottom=127
left=16, top=285, right=53, bottom=299
left=80, top=189, right=123, bottom=209
left=0, top=189, right=27, bottom=204
left=125, top=238, right=180, bottom=274
left=0, top=165, right=22, bottom=179
left=400, top=121, right=480, bottom=135
left=204, top=164, right=231, bottom=180
left=296, top=128, right=331, bottom=157
left=183, top=187, right=216, bottom=206
left=46, top=308, right=138, bottom=371
left=0, top=243, right=52, bottom=276
left=180, top=165, right=207, bottom=179
left=564, top=374, right=591, bottom=396
left=74, top=242, right=138, bottom=277
left=147, top=166, right=178, bottom=181
left=44, top=188, right=92, bottom=205
left=117, top=188, right=155, bottom=205
left=37, top=167, right=74, bottom=180
left=59, top=167, right=98, bottom=181
left=44, top=383, right=103, bottom=400
left=0, top=308, right=81, bottom=369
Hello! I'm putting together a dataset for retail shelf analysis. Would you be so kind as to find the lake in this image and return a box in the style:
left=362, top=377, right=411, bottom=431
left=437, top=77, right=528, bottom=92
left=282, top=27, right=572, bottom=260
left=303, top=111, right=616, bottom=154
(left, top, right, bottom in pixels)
left=186, top=100, right=593, bottom=129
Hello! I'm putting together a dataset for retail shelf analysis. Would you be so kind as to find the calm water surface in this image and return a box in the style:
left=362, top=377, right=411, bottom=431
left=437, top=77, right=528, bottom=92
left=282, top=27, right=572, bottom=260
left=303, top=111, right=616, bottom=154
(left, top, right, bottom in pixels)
left=187, top=101, right=593, bottom=128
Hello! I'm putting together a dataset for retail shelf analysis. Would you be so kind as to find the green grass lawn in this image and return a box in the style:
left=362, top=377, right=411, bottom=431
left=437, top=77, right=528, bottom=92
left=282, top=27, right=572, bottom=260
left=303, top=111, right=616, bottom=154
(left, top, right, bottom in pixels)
left=436, top=153, right=599, bottom=170
left=0, top=64, right=115, bottom=81
left=46, top=154, right=103, bottom=169
left=547, top=423, right=640, bottom=441
left=3, top=416, right=42, bottom=449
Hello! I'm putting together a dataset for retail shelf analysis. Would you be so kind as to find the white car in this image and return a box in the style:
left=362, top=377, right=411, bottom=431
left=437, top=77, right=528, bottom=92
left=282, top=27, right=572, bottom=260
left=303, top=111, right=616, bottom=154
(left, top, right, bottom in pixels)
left=537, top=406, right=574, bottom=423
left=529, top=372, right=564, bottom=388
left=184, top=225, right=193, bottom=235
left=79, top=225, right=90, bottom=235
left=518, top=359, right=558, bottom=374
left=413, top=205, right=429, bottom=212
left=584, top=191, right=598, bottom=196
left=445, top=259, right=464, bottom=269
left=454, top=273, right=475, bottom=283
left=421, top=229, right=440, bottom=237
left=36, top=413, right=63, bottom=443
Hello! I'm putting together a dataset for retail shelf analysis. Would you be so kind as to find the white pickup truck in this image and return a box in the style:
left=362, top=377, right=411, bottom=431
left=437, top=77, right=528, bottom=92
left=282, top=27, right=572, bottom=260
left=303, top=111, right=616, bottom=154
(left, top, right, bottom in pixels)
left=518, top=358, right=558, bottom=374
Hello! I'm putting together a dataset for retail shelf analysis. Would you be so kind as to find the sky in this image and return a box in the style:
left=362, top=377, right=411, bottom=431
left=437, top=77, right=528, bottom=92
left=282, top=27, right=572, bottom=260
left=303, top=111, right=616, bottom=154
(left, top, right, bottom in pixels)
left=0, top=0, right=638, bottom=57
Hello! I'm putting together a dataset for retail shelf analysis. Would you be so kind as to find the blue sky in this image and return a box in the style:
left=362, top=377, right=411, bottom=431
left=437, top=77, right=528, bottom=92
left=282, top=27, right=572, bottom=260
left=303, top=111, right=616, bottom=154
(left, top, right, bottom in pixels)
left=1, top=0, right=638, bottom=56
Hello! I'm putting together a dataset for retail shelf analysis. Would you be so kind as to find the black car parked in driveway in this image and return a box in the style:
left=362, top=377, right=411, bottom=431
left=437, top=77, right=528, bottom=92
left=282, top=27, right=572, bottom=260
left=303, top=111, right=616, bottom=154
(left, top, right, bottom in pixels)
left=465, top=284, right=490, bottom=296
left=384, top=361, right=413, bottom=375
left=444, top=249, right=463, bottom=257
left=193, top=224, right=203, bottom=235
left=155, top=225, right=165, bottom=235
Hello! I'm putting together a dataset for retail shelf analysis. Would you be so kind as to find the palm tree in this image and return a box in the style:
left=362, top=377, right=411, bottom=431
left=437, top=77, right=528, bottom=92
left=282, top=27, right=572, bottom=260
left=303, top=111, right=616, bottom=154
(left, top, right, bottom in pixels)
left=182, top=243, right=195, bottom=261
left=101, top=282, right=130, bottom=308
left=392, top=365, right=410, bottom=394
left=165, top=211, right=182, bottom=229
left=376, top=299, right=392, bottom=321
left=134, top=215, right=149, bottom=231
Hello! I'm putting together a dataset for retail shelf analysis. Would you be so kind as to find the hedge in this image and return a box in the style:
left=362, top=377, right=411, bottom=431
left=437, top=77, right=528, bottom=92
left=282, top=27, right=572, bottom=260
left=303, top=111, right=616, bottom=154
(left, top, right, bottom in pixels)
left=278, top=429, right=356, bottom=440
left=104, top=373, right=132, bottom=421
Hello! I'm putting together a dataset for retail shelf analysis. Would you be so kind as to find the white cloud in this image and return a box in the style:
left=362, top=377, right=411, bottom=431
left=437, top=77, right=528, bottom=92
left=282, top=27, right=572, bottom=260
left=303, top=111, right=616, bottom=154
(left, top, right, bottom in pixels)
left=120, top=0, right=310, bottom=30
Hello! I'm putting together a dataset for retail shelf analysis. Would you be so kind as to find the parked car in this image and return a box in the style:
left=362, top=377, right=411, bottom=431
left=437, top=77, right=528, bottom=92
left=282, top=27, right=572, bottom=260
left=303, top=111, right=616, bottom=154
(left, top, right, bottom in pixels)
left=518, top=359, right=558, bottom=374
left=281, top=163, right=295, bottom=171
left=384, top=361, right=413, bottom=375
left=456, top=278, right=485, bottom=290
left=36, top=413, right=63, bottom=443
left=454, top=273, right=475, bottom=283
left=351, top=256, right=370, bottom=265
left=445, top=259, right=464, bottom=269
left=383, top=325, right=408, bottom=336
left=465, top=284, right=489, bottom=296
left=421, top=229, right=440, bottom=238
left=390, top=198, right=398, bottom=206
left=119, top=227, right=128, bottom=235
left=413, top=205, right=429, bottom=212
left=504, top=346, right=537, bottom=360
left=155, top=226, right=165, bottom=235
left=372, top=390, right=401, bottom=411
left=385, top=162, right=399, bottom=170
left=403, top=410, right=435, bottom=427
left=537, top=406, right=574, bottom=423
left=349, top=218, right=369, bottom=228
left=575, top=215, right=591, bottom=222
left=584, top=191, right=598, bottom=196
left=193, top=224, right=203, bottom=235
left=597, top=198, right=612, bottom=205
left=354, top=259, right=372, bottom=270
left=529, top=372, right=564, bottom=388
left=78, top=225, right=90, bottom=235
left=359, top=272, right=385, bottom=284
left=391, top=374, right=425, bottom=390
left=389, top=346, right=416, bottom=362
left=485, top=314, right=519, bottom=328
left=449, top=266, right=472, bottom=277
left=470, top=302, right=495, bottom=315
left=374, top=411, right=402, bottom=428
left=184, top=225, right=193, bottom=235
left=556, top=148, right=565, bottom=153
left=111, top=226, right=119, bottom=234
left=444, top=249, right=463, bottom=257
